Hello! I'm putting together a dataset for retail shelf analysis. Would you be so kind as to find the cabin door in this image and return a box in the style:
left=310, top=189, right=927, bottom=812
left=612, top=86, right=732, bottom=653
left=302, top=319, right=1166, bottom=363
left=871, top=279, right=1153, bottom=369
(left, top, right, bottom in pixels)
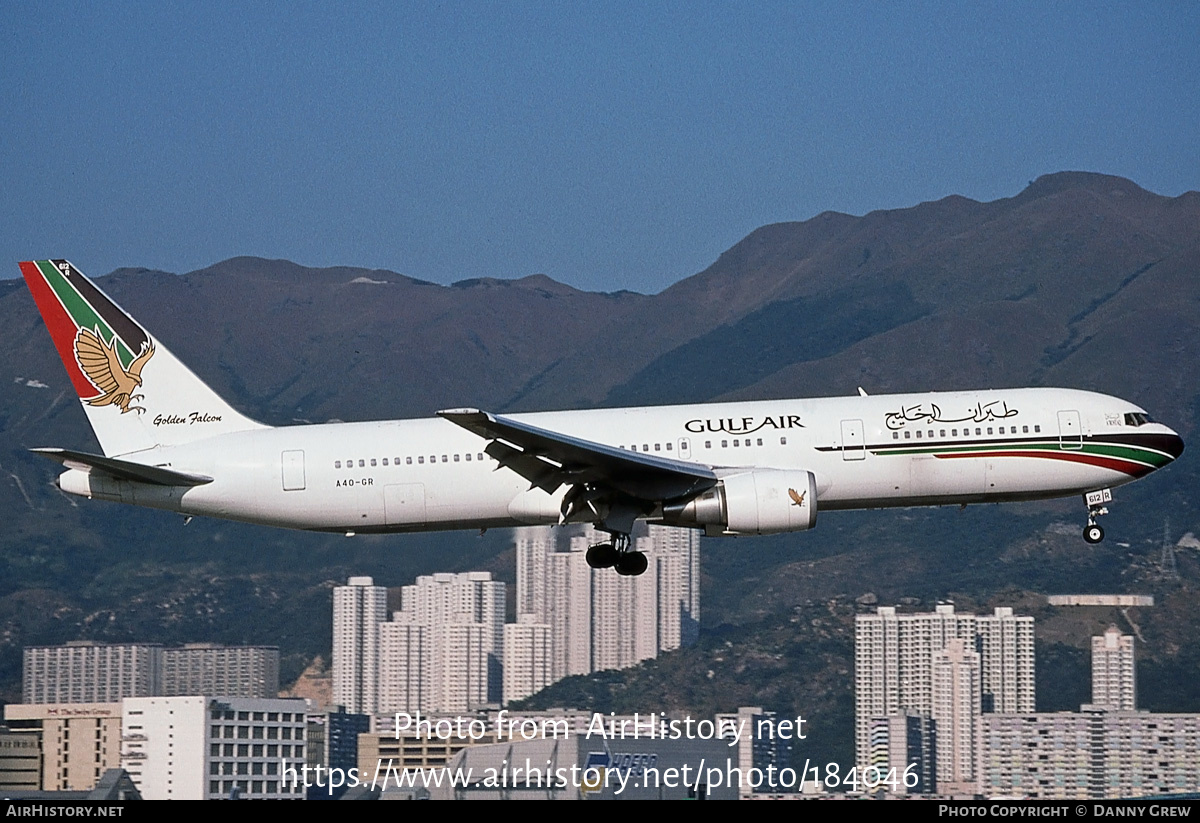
left=281, top=450, right=306, bottom=491
left=385, top=483, right=427, bottom=526
left=678, top=438, right=692, bottom=460
left=840, top=419, right=866, bottom=461
left=1057, top=410, right=1082, bottom=450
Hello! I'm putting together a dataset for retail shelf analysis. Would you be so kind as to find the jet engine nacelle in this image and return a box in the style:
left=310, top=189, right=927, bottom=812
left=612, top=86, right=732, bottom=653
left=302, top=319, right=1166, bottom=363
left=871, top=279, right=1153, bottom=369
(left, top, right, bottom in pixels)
left=663, top=469, right=818, bottom=536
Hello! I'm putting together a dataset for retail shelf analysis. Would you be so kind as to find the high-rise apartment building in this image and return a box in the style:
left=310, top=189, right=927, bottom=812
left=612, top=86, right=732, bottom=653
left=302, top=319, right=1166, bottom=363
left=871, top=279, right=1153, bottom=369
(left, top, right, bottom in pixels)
left=1092, top=625, right=1136, bottom=710
left=503, top=615, right=553, bottom=704
left=646, top=524, right=702, bottom=648
left=332, top=576, right=387, bottom=715
left=854, top=604, right=1034, bottom=773
left=357, top=525, right=694, bottom=713
left=160, top=644, right=279, bottom=699
left=378, top=617, right=429, bottom=714
left=513, top=522, right=700, bottom=690
left=588, top=529, right=660, bottom=672
left=23, top=642, right=283, bottom=705
left=932, top=638, right=981, bottom=795
left=981, top=708, right=1200, bottom=799
left=23, top=643, right=162, bottom=704
left=431, top=622, right=492, bottom=713
left=976, top=607, right=1036, bottom=713
left=400, top=571, right=504, bottom=666
left=374, top=572, right=505, bottom=715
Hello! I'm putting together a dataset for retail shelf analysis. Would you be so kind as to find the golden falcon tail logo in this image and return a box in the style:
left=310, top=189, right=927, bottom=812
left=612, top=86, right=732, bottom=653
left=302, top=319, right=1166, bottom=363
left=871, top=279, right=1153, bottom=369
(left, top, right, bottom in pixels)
left=75, top=327, right=155, bottom=414
left=788, top=488, right=805, bottom=506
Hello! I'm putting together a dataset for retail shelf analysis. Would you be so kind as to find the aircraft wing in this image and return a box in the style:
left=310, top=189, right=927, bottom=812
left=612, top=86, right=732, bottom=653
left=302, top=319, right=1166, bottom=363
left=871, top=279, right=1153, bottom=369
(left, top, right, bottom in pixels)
left=437, top=408, right=717, bottom=502
left=31, top=448, right=214, bottom=486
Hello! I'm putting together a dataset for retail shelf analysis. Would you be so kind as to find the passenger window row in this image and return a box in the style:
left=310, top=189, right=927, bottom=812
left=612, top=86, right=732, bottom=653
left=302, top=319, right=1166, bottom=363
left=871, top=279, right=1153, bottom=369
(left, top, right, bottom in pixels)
left=622, top=441, right=676, bottom=453
left=710, top=438, right=772, bottom=448
left=891, top=425, right=1042, bottom=441
left=334, top=453, right=487, bottom=469
left=336, top=434, right=801, bottom=469
left=620, top=437, right=787, bottom=452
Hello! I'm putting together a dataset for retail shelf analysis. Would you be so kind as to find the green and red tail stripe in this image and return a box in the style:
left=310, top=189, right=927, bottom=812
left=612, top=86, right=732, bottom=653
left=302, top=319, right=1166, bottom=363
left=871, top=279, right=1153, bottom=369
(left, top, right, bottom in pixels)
left=19, top=260, right=150, bottom=401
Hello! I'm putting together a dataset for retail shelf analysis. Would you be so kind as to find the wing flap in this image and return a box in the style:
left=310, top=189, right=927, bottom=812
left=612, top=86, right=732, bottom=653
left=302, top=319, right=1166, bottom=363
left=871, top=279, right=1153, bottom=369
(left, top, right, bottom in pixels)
left=439, top=408, right=716, bottom=501
left=31, top=448, right=213, bottom=486
left=485, top=440, right=563, bottom=493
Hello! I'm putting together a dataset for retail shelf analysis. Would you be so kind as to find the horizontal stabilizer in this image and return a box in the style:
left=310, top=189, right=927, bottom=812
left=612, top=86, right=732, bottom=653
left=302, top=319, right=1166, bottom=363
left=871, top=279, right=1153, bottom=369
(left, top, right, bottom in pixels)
left=31, top=448, right=213, bottom=486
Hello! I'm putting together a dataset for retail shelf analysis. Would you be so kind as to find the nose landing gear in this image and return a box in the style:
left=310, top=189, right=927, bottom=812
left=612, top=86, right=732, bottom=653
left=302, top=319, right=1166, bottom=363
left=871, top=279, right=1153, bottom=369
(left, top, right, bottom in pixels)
left=1082, top=488, right=1112, bottom=544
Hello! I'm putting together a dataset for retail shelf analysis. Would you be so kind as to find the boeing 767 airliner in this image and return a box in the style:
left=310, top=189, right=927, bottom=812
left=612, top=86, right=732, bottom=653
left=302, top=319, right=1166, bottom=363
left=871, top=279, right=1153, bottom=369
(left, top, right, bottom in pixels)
left=19, top=260, right=1184, bottom=576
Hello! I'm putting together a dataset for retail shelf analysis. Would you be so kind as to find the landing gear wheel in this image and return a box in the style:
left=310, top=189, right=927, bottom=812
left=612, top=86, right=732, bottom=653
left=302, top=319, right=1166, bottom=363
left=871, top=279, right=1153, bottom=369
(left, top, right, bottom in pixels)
left=586, top=543, right=617, bottom=569
left=615, top=550, right=649, bottom=576
left=1080, top=490, right=1112, bottom=545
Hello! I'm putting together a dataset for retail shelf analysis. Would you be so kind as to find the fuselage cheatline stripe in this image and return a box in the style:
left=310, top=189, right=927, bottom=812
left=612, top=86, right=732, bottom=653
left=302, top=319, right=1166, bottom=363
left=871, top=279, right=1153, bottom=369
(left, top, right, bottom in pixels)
left=933, top=449, right=1154, bottom=478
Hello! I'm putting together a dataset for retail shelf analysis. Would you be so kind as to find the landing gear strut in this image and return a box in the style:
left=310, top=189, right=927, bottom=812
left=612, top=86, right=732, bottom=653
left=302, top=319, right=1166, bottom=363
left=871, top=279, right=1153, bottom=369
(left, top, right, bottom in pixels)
left=585, top=532, right=648, bottom=576
left=1082, top=488, right=1112, bottom=544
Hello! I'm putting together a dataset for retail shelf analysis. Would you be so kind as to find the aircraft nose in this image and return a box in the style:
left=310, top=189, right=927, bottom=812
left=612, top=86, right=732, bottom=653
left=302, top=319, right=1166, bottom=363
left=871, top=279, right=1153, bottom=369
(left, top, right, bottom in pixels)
left=1163, top=430, right=1185, bottom=461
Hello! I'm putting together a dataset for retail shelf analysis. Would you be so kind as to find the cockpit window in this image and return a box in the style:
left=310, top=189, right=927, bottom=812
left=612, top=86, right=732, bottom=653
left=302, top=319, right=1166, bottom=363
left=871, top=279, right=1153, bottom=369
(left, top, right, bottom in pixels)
left=1124, top=412, right=1153, bottom=427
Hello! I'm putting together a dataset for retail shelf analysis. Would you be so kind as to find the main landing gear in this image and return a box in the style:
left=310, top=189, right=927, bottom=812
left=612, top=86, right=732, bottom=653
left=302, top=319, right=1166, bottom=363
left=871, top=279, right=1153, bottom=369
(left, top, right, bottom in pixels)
left=585, top=532, right=649, bottom=576
left=1082, top=488, right=1112, bottom=544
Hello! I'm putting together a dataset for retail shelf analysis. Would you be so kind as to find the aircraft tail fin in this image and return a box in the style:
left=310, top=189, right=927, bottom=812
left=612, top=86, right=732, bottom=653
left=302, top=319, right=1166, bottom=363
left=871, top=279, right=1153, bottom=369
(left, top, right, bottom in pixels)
left=20, top=260, right=266, bottom=457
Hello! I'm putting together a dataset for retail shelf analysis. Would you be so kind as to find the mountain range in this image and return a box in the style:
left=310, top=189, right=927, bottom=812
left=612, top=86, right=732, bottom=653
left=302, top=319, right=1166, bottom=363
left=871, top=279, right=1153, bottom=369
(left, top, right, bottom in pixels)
left=1, top=171, right=1197, bottom=764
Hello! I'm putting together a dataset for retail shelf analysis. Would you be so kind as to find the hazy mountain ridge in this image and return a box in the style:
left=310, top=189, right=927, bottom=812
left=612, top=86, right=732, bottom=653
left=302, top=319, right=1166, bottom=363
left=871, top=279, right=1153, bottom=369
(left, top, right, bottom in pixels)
left=508, top=172, right=1200, bottom=411
left=0, top=171, right=1197, bottom=723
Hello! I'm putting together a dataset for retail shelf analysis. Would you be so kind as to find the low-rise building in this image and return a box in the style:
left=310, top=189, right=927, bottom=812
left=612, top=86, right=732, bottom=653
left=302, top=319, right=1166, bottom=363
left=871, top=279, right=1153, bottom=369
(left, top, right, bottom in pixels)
left=121, top=696, right=308, bottom=800
left=4, top=703, right=122, bottom=791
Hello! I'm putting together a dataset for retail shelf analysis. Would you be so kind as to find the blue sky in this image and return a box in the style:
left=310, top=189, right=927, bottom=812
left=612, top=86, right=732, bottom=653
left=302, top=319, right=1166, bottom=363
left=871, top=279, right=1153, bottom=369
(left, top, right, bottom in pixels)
left=3, top=2, right=1197, bottom=293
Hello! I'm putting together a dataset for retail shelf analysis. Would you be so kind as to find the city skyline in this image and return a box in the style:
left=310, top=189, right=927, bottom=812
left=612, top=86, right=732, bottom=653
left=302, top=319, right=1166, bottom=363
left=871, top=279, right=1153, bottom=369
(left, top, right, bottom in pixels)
left=7, top=594, right=1200, bottom=798
left=854, top=603, right=1036, bottom=775
left=855, top=605, right=1200, bottom=799
left=332, top=524, right=702, bottom=716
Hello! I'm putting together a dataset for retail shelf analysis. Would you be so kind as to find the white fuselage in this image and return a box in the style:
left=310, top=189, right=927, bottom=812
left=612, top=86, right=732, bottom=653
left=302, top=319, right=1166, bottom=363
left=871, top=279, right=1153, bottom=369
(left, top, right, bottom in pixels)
left=58, top=386, right=1183, bottom=536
